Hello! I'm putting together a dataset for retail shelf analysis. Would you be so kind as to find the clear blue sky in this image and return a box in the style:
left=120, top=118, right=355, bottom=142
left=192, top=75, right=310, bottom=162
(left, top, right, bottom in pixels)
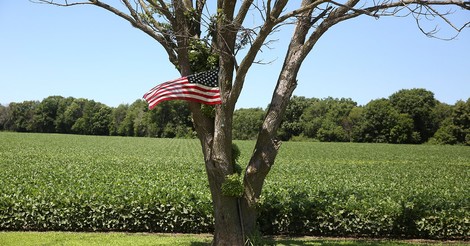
left=1, top=1, right=469, bottom=109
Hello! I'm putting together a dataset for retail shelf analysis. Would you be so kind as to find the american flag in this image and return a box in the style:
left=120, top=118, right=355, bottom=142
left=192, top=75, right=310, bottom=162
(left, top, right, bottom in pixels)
left=143, top=69, right=222, bottom=110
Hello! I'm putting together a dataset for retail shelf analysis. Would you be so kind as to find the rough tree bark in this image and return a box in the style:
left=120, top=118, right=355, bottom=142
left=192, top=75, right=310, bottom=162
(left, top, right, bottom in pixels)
left=241, top=0, right=326, bottom=234
left=35, top=0, right=469, bottom=245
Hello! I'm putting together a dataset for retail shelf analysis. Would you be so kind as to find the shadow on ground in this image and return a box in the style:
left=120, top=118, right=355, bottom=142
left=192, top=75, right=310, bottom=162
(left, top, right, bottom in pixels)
left=189, top=237, right=457, bottom=246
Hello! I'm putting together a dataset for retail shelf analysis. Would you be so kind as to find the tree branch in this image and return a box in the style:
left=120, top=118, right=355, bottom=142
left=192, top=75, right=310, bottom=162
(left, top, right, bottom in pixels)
left=273, top=0, right=329, bottom=25
left=229, top=0, right=328, bottom=108
left=30, top=0, right=90, bottom=7
left=328, top=0, right=470, bottom=39
left=151, top=0, right=174, bottom=23
left=234, top=0, right=255, bottom=28
left=34, top=0, right=179, bottom=65
left=335, top=0, right=470, bottom=19
left=121, top=0, right=141, bottom=23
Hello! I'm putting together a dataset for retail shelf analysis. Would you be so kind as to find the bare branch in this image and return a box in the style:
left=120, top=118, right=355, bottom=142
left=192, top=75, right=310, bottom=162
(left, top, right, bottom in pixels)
left=312, top=0, right=469, bottom=41
left=253, top=57, right=278, bottom=65
left=35, top=0, right=179, bottom=65
left=267, top=0, right=272, bottom=17
left=311, top=6, right=334, bottom=25
left=234, top=0, right=255, bottom=28
left=251, top=0, right=268, bottom=22
left=228, top=0, right=293, bottom=107
left=156, top=0, right=174, bottom=20
left=426, top=4, right=467, bottom=32
left=31, top=0, right=91, bottom=6
left=329, top=0, right=380, bottom=17
left=360, top=0, right=469, bottom=17
left=33, top=0, right=470, bottom=103
left=29, top=0, right=93, bottom=7
left=122, top=0, right=141, bottom=23
left=274, top=0, right=329, bottom=25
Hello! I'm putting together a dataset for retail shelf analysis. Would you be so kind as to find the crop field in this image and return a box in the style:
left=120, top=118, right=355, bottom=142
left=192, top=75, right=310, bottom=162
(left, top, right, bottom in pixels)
left=0, top=132, right=468, bottom=239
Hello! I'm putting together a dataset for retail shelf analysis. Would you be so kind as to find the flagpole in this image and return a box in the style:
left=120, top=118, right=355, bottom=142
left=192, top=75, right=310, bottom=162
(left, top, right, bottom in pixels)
left=237, top=198, right=245, bottom=243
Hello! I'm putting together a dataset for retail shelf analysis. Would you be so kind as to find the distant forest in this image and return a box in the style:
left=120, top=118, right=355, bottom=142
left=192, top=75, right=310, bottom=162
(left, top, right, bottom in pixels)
left=1, top=88, right=469, bottom=145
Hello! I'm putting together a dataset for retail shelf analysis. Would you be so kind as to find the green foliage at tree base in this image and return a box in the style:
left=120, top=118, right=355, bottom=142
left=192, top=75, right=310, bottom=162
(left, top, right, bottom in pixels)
left=221, top=173, right=244, bottom=198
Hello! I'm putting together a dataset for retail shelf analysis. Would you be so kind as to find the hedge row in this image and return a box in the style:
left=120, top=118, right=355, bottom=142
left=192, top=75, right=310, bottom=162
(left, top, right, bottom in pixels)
left=1, top=189, right=468, bottom=239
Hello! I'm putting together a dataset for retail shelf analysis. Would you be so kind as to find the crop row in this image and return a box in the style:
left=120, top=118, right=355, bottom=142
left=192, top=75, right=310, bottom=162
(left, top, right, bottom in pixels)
left=0, top=132, right=468, bottom=239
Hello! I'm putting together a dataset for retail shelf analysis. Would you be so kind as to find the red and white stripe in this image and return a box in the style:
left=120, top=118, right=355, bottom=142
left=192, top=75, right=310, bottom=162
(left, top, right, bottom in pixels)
left=143, top=76, right=221, bottom=110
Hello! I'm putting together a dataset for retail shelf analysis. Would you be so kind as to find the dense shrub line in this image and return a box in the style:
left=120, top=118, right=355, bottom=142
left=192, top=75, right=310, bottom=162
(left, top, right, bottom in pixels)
left=258, top=189, right=469, bottom=239
left=1, top=195, right=213, bottom=233
left=1, top=188, right=467, bottom=239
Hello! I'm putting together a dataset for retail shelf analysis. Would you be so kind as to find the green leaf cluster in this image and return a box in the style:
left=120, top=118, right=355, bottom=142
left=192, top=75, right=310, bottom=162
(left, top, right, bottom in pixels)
left=188, top=40, right=218, bottom=73
left=221, top=173, right=244, bottom=198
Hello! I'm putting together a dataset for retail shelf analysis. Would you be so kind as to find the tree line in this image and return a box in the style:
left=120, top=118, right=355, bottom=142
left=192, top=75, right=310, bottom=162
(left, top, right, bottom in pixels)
left=1, top=88, right=469, bottom=145
left=0, top=96, right=194, bottom=138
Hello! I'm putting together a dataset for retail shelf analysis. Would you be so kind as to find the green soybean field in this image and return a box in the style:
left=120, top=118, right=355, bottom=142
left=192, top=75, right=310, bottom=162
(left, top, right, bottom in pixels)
left=0, top=132, right=468, bottom=239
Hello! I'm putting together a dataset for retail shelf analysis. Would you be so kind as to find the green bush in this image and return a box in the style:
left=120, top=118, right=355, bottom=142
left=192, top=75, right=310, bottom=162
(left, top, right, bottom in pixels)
left=221, top=174, right=244, bottom=198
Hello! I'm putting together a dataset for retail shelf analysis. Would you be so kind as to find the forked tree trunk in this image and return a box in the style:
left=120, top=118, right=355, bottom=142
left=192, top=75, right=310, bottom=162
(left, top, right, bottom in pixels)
left=189, top=1, right=331, bottom=243
left=112, top=0, right=367, bottom=243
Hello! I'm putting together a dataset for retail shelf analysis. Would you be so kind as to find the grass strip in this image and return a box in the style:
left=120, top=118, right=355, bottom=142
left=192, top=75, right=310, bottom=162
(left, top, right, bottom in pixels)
left=1, top=232, right=467, bottom=246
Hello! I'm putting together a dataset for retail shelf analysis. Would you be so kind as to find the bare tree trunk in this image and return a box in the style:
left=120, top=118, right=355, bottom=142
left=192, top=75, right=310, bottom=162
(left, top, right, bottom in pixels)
left=206, top=159, right=244, bottom=245
left=240, top=61, right=299, bottom=236
left=207, top=107, right=245, bottom=245
left=240, top=0, right=324, bottom=237
left=189, top=102, right=244, bottom=245
left=201, top=1, right=246, bottom=244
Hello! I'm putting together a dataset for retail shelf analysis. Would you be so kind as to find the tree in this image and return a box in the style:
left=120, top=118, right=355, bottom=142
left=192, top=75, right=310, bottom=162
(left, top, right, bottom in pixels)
left=118, top=100, right=146, bottom=136
left=91, top=104, right=112, bottom=135
left=432, top=101, right=453, bottom=128
left=64, top=98, right=101, bottom=135
left=35, top=0, right=469, bottom=244
left=360, top=98, right=415, bottom=143
left=109, top=103, right=129, bottom=136
left=389, top=88, right=438, bottom=143
left=54, top=97, right=76, bottom=133
left=451, top=99, right=470, bottom=145
left=0, top=104, right=8, bottom=131
left=6, top=101, right=38, bottom=132
left=344, top=106, right=364, bottom=142
left=301, top=97, right=357, bottom=141
left=33, top=96, right=64, bottom=133
left=361, top=98, right=397, bottom=142
left=431, top=118, right=459, bottom=144
left=278, top=96, right=313, bottom=140
left=433, top=99, right=470, bottom=145
left=129, top=100, right=149, bottom=137
left=233, top=108, right=265, bottom=140
left=147, top=100, right=194, bottom=138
